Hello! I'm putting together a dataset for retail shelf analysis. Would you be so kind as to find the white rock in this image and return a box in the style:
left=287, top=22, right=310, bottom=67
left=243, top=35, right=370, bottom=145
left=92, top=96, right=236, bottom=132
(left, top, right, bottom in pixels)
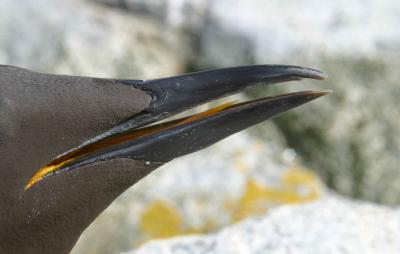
left=0, top=0, right=187, bottom=78
left=94, top=0, right=400, bottom=63
left=199, top=0, right=400, bottom=65
left=131, top=197, right=400, bottom=254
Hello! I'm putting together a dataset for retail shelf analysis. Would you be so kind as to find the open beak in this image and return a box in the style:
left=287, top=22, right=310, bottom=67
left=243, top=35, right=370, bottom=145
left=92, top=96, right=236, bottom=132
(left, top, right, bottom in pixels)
left=25, top=65, right=329, bottom=190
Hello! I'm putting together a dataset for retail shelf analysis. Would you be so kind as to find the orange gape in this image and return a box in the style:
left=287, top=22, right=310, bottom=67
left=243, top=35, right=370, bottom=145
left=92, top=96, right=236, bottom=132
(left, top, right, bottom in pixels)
left=25, top=102, right=236, bottom=190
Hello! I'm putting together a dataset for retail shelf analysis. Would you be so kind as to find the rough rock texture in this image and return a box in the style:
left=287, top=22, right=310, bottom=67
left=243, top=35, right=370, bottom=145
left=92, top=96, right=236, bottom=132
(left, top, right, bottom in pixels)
left=131, top=197, right=400, bottom=254
left=93, top=0, right=400, bottom=63
left=194, top=0, right=400, bottom=66
left=94, top=0, right=208, bottom=30
left=0, top=0, right=188, bottom=78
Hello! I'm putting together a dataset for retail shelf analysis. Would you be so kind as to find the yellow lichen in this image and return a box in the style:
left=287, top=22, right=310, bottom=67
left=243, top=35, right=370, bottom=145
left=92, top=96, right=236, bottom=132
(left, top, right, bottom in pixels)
left=231, top=167, right=322, bottom=221
left=139, top=200, right=183, bottom=240
left=138, top=167, right=322, bottom=244
left=282, top=166, right=321, bottom=202
left=138, top=200, right=219, bottom=244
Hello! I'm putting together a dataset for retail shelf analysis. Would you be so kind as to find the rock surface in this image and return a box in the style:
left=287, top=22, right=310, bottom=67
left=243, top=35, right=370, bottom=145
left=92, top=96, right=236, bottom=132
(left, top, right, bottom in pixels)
left=0, top=0, right=188, bottom=78
left=94, top=0, right=400, bottom=63
left=131, top=197, right=400, bottom=254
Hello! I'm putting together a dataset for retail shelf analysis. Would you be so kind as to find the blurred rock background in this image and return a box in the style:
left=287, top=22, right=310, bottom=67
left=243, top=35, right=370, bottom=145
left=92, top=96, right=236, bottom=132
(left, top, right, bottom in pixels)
left=0, top=0, right=399, bottom=253
left=131, top=197, right=400, bottom=254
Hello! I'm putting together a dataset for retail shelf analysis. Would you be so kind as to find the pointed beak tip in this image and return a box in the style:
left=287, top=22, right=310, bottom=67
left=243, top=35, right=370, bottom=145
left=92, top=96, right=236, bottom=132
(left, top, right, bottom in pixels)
left=303, top=69, right=328, bottom=80
left=315, top=72, right=328, bottom=80
left=316, top=89, right=333, bottom=95
left=306, top=90, right=332, bottom=100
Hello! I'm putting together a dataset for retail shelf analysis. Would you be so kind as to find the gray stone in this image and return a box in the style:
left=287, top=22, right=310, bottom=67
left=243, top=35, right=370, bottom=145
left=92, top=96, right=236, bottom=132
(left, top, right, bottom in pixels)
left=194, top=0, right=400, bottom=66
left=92, top=0, right=400, bottom=64
left=0, top=0, right=188, bottom=78
left=94, top=0, right=208, bottom=30
left=131, top=197, right=400, bottom=254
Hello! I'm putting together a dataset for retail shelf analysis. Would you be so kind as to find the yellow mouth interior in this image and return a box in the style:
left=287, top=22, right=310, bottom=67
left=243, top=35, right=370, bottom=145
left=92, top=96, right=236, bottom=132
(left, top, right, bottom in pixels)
left=25, top=102, right=237, bottom=190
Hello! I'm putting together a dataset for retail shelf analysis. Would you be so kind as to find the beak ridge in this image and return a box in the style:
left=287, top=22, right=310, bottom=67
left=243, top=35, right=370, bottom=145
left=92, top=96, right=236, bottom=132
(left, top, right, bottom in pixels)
left=121, top=65, right=327, bottom=115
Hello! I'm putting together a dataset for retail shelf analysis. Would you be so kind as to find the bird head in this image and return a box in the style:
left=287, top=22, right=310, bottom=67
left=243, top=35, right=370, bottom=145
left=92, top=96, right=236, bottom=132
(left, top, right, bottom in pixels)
left=0, top=65, right=328, bottom=253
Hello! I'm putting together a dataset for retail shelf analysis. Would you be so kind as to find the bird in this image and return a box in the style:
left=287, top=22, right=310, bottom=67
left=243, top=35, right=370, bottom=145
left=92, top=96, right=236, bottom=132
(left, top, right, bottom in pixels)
left=0, top=64, right=328, bottom=254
